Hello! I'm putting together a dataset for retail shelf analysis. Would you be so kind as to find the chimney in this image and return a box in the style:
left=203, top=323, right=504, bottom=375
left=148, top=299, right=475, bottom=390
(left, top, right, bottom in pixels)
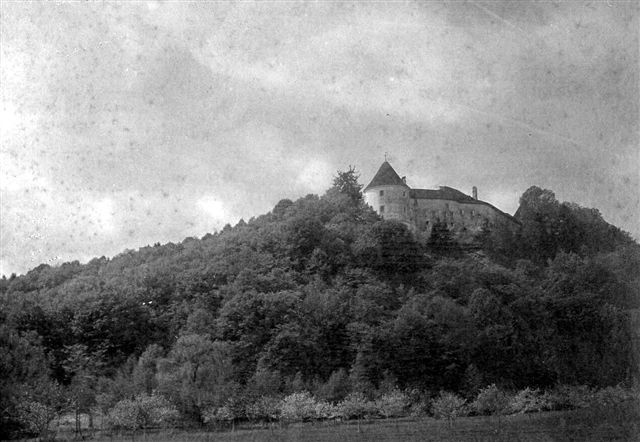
left=472, top=186, right=478, bottom=200
left=402, top=176, right=406, bottom=184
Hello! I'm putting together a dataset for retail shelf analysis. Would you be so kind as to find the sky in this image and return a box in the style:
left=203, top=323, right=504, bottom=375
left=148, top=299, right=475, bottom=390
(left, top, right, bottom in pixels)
left=1, top=1, right=638, bottom=276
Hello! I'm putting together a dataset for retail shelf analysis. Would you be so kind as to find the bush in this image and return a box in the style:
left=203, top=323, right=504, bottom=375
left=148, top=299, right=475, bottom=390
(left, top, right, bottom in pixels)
left=431, top=392, right=467, bottom=421
left=107, top=399, right=139, bottom=431
left=313, top=400, right=338, bottom=420
left=106, top=394, right=179, bottom=431
left=543, top=385, right=593, bottom=411
left=508, top=388, right=549, bottom=414
left=245, top=396, right=281, bottom=422
left=17, top=400, right=60, bottom=439
left=337, top=392, right=377, bottom=420
left=279, top=392, right=319, bottom=422
left=472, top=384, right=511, bottom=416
left=375, top=389, right=410, bottom=418
left=592, top=385, right=637, bottom=407
left=202, top=405, right=234, bottom=426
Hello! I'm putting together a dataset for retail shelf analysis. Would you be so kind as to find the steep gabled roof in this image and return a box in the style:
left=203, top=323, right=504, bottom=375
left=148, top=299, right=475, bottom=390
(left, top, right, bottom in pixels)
left=364, top=161, right=410, bottom=191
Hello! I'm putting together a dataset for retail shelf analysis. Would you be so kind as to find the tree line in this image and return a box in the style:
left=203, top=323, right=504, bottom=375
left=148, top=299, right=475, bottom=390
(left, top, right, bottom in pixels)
left=1, top=168, right=638, bottom=438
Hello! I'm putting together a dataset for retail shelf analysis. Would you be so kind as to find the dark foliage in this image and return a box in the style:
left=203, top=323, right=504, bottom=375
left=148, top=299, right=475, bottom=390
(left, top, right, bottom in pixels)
left=0, top=176, right=638, bottom=435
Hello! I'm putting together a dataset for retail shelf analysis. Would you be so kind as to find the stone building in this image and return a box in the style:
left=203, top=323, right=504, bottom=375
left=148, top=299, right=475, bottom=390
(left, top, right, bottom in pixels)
left=363, top=161, right=520, bottom=239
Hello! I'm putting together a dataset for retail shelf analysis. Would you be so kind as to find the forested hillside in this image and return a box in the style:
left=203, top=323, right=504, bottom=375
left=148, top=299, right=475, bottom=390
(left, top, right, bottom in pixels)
left=1, top=170, right=638, bottom=438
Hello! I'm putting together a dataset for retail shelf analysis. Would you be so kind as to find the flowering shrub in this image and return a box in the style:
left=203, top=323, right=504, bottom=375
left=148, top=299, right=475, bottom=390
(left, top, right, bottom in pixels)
left=431, top=392, right=467, bottom=420
left=337, top=392, right=377, bottom=419
left=135, top=394, right=179, bottom=428
left=314, top=400, right=338, bottom=420
left=472, top=384, right=511, bottom=416
left=106, top=394, right=179, bottom=430
left=107, top=399, right=139, bottom=431
left=202, top=404, right=234, bottom=426
left=507, top=388, right=549, bottom=414
left=375, top=389, right=410, bottom=418
left=245, top=396, right=281, bottom=422
left=279, top=392, right=320, bottom=421
left=17, top=400, right=60, bottom=438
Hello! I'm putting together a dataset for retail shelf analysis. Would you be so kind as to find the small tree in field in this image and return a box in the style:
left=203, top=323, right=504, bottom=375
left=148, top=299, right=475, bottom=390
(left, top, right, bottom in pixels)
left=337, top=392, right=376, bottom=420
left=106, top=394, right=178, bottom=433
left=472, top=384, right=511, bottom=416
left=508, top=388, right=549, bottom=414
left=279, top=392, right=318, bottom=422
left=16, top=381, right=67, bottom=441
left=375, top=389, right=410, bottom=418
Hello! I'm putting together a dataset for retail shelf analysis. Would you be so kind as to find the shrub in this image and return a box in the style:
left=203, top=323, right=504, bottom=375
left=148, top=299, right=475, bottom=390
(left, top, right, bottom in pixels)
left=17, top=400, right=60, bottom=439
left=202, top=405, right=234, bottom=426
left=314, top=400, right=338, bottom=420
left=107, top=399, right=139, bottom=431
left=106, top=394, right=179, bottom=431
left=472, top=384, right=511, bottom=416
left=135, top=394, right=179, bottom=428
left=375, top=389, right=410, bottom=418
left=592, top=385, right=636, bottom=407
left=279, top=392, right=319, bottom=422
left=245, top=396, right=281, bottom=422
left=543, top=385, right=593, bottom=410
left=508, top=388, right=549, bottom=414
left=337, top=392, right=377, bottom=420
left=431, top=392, right=467, bottom=421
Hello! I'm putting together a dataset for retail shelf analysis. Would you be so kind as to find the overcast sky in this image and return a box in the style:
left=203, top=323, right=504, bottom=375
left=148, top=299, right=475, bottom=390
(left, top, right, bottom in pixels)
left=1, top=1, right=638, bottom=276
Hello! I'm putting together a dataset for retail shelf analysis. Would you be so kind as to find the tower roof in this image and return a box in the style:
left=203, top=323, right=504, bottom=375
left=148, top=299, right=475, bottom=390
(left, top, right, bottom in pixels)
left=364, top=161, right=410, bottom=191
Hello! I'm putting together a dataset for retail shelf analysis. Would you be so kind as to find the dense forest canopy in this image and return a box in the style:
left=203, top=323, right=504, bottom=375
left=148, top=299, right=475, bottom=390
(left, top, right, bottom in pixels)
left=1, top=168, right=639, bottom=437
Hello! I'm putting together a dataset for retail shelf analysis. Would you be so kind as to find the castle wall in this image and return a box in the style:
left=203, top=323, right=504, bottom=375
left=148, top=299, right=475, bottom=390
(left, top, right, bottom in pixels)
left=410, top=199, right=509, bottom=236
left=363, top=185, right=411, bottom=225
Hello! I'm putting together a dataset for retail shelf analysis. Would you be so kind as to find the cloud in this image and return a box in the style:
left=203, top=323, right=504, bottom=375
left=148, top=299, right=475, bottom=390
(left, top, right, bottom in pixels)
left=196, top=196, right=228, bottom=222
left=0, top=2, right=637, bottom=275
left=295, top=159, right=333, bottom=191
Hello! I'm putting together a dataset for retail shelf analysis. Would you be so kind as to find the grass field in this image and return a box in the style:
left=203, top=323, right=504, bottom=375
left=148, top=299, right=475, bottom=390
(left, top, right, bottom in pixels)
left=50, top=405, right=639, bottom=442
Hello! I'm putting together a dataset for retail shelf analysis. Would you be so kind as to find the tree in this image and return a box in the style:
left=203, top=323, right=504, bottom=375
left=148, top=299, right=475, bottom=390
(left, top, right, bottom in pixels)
left=427, top=221, right=458, bottom=254
left=106, top=393, right=178, bottom=432
left=63, top=344, right=104, bottom=437
left=330, top=166, right=363, bottom=203
left=156, top=334, right=236, bottom=422
left=132, top=344, right=164, bottom=395
left=0, top=326, right=57, bottom=439
left=354, top=221, right=424, bottom=275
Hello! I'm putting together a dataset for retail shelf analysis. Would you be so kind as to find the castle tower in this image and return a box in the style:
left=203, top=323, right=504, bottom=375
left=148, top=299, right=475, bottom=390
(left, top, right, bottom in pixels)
left=363, top=161, right=411, bottom=224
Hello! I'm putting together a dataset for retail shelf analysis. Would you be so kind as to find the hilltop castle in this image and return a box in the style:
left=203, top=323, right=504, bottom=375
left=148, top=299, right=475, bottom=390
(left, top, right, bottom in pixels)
left=363, top=161, right=519, bottom=239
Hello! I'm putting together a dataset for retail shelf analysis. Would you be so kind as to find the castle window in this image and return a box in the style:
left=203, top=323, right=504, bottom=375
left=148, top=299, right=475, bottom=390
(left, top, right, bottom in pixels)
left=380, top=205, right=385, bottom=213
left=402, top=191, right=406, bottom=197
left=379, top=190, right=384, bottom=196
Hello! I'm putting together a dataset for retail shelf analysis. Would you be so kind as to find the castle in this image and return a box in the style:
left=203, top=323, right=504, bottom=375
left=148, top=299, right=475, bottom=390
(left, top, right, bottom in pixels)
left=363, top=161, right=520, bottom=239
